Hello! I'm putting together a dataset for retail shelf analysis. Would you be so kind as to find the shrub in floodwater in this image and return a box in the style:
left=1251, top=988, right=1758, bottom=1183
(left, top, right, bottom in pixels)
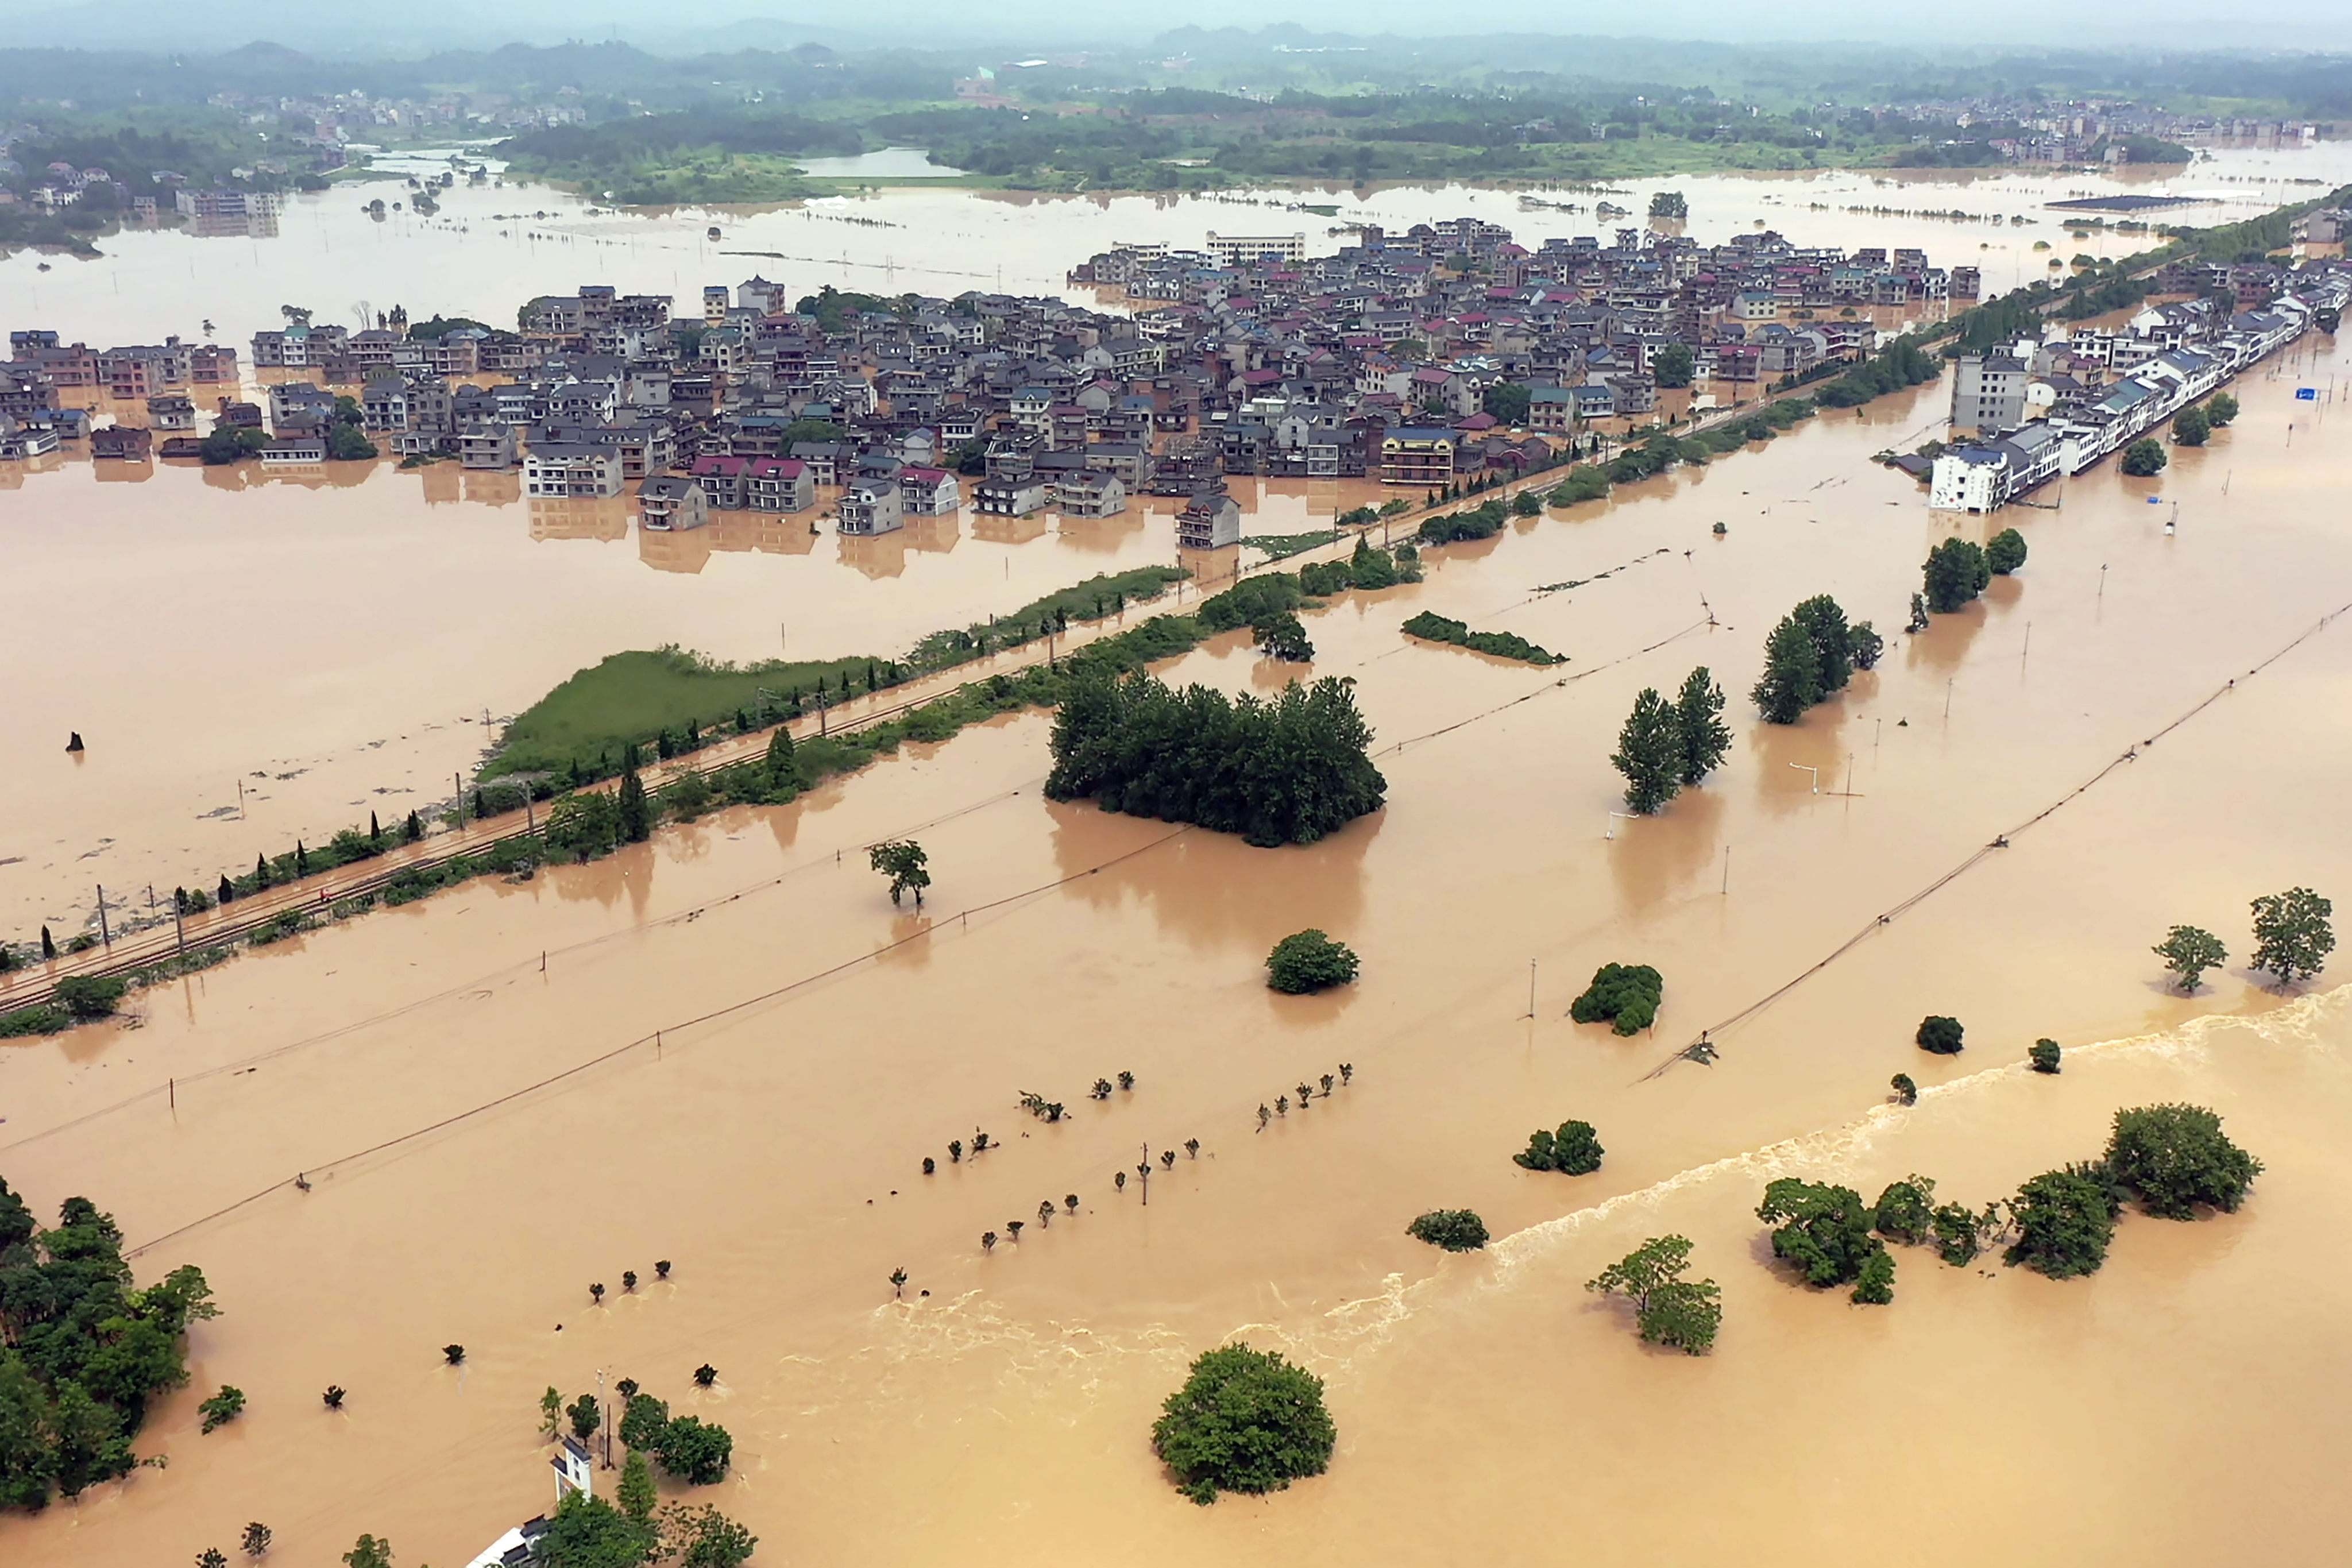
left=1757, top=1178, right=1884, bottom=1288
left=654, top=1414, right=732, bottom=1484
left=1872, top=1176, right=1937, bottom=1244
left=2120, top=437, right=2167, bottom=477
left=442, top=1344, right=466, bottom=1365
left=199, top=1385, right=245, bottom=1433
left=1931, top=1202, right=1984, bottom=1266
left=323, top=1385, right=346, bottom=1409
left=2007, top=1164, right=2119, bottom=1278
left=1890, top=1072, right=1918, bottom=1105
left=241, top=1521, right=272, bottom=1556
left=2105, top=1103, right=2262, bottom=1218
left=2029, top=1038, right=2062, bottom=1073
left=1587, top=1235, right=1720, bottom=1354
left=1152, top=1344, right=1335, bottom=1505
left=1266, top=930, right=1359, bottom=994
left=1570, top=963, right=1663, bottom=1034
left=692, top=1364, right=718, bottom=1388
left=619, top=1393, right=671, bottom=1451
left=53, top=975, right=128, bottom=1019
left=1516, top=1120, right=1604, bottom=1175
left=1915, top=1015, right=1965, bottom=1055
left=1405, top=1209, right=1489, bottom=1252
left=655, top=1260, right=671, bottom=1279
left=1851, top=1248, right=1897, bottom=1305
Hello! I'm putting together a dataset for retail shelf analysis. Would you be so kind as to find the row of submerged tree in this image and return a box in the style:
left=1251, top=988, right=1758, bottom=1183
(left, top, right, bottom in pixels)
left=1762, top=1100, right=2262, bottom=1311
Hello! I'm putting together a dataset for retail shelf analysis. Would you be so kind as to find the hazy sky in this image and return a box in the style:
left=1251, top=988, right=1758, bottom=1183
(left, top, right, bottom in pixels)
left=1, top=0, right=2348, bottom=53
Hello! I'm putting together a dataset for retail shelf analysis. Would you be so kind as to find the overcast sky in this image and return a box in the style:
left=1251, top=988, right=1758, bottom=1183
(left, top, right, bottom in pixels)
left=1, top=0, right=2348, bottom=55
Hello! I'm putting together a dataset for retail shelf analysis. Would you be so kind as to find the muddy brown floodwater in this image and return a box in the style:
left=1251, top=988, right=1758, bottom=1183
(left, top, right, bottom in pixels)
left=10, top=142, right=2352, bottom=939
left=4, top=313, right=2351, bottom=1565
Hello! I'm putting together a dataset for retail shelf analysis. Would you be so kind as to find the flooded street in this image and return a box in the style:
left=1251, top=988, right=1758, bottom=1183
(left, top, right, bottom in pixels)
left=3, top=267, right=2350, bottom=1566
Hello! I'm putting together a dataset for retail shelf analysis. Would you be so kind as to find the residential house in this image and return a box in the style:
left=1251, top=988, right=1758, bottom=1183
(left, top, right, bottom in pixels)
left=638, top=476, right=710, bottom=532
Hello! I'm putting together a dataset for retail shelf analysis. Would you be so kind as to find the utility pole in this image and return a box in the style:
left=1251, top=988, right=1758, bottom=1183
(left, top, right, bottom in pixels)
left=95, top=885, right=110, bottom=945
left=1720, top=845, right=1731, bottom=896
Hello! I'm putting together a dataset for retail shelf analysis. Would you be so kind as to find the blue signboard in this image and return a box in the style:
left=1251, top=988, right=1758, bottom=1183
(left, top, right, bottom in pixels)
left=2296, top=387, right=2319, bottom=400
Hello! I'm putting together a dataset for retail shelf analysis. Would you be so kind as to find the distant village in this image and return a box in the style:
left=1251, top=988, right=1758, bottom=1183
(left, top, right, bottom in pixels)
left=1927, top=208, right=2351, bottom=512
left=0, top=210, right=2337, bottom=533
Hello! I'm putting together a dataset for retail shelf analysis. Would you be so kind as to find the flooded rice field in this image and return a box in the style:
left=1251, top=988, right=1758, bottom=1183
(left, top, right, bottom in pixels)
left=2, top=294, right=2350, bottom=1563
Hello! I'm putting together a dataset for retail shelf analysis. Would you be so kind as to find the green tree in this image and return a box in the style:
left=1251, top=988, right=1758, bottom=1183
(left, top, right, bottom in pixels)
left=532, top=1489, right=655, bottom=1567
left=343, top=1536, right=394, bottom=1568
left=2204, top=391, right=2239, bottom=427
left=2030, top=1037, right=2063, bottom=1073
left=1651, top=342, right=1695, bottom=388
left=616, top=763, right=651, bottom=843
left=653, top=1415, right=732, bottom=1485
left=1405, top=1210, right=1489, bottom=1251
left=1516, top=1119, right=1604, bottom=1175
left=539, top=1386, right=562, bottom=1439
left=868, top=840, right=931, bottom=907
left=2106, top=1103, right=2262, bottom=1217
left=1915, top=1015, right=1965, bottom=1055
left=1611, top=687, right=1685, bottom=813
left=326, top=423, right=379, bottom=462
left=1851, top=1248, right=1896, bottom=1304
left=764, top=725, right=795, bottom=783
left=1508, top=489, right=1542, bottom=517
left=2007, top=1165, right=2119, bottom=1278
left=1648, top=190, right=1689, bottom=219
left=657, top=1502, right=759, bottom=1568
left=1586, top=1235, right=1720, bottom=1354
left=200, top=1551, right=230, bottom=1568
left=2152, top=924, right=2227, bottom=991
left=1150, top=1343, right=1336, bottom=1505
left=2172, top=403, right=2210, bottom=446
left=1480, top=381, right=1531, bottom=425
left=1752, top=611, right=1824, bottom=724
left=1266, top=930, right=1358, bottom=994
left=1253, top=610, right=1315, bottom=662
left=1890, top=1072, right=1918, bottom=1105
left=240, top=1521, right=271, bottom=1556
left=2250, top=886, right=2333, bottom=984
left=1924, top=538, right=1992, bottom=613
left=1930, top=1200, right=1983, bottom=1265
left=1791, top=595, right=1856, bottom=694
left=1756, top=1178, right=1884, bottom=1287
left=1569, top=963, right=1663, bottom=1034
left=617, top=1449, right=657, bottom=1523
left=1986, top=527, right=2028, bottom=575
left=567, top=1392, right=601, bottom=1443
left=1873, top=1176, right=1937, bottom=1243
left=619, top=1392, right=671, bottom=1451
left=2120, top=437, right=2168, bottom=477
left=1672, top=666, right=1730, bottom=784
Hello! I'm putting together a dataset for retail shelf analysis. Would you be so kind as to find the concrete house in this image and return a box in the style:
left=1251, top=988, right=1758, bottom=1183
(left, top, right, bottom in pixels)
left=524, top=445, right=624, bottom=499
left=1056, top=469, right=1127, bottom=517
left=1176, top=476, right=1242, bottom=549
left=899, top=465, right=961, bottom=515
left=838, top=476, right=905, bottom=536
left=638, top=475, right=709, bottom=531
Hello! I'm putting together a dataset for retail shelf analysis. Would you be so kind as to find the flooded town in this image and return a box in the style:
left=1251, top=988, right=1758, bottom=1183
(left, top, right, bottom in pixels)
left=4, top=27, right=2352, bottom=1568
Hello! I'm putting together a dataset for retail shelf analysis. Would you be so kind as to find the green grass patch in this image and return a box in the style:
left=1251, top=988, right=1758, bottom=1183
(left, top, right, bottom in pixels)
left=1245, top=531, right=1339, bottom=561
